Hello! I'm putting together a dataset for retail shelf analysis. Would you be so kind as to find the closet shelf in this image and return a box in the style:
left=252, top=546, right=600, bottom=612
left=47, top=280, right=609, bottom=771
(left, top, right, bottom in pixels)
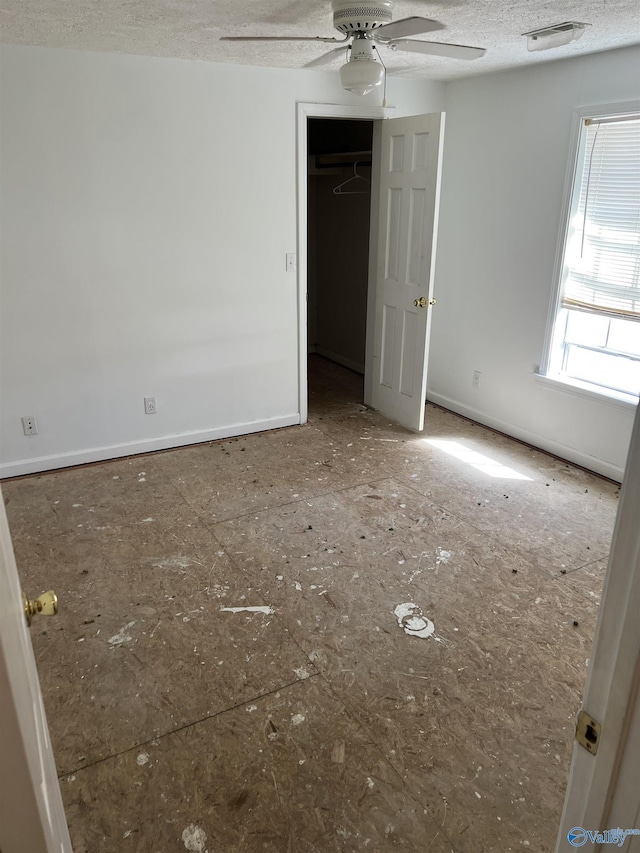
left=310, top=150, right=372, bottom=169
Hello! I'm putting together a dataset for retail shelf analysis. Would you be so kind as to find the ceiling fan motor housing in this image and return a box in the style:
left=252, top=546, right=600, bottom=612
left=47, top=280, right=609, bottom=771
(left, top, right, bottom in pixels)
left=332, top=0, right=394, bottom=34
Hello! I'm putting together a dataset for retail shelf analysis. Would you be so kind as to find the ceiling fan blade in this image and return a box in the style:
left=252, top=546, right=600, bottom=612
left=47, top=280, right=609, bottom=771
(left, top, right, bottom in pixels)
left=390, top=40, right=486, bottom=60
left=220, top=35, right=343, bottom=43
left=303, top=46, right=348, bottom=68
left=376, top=16, right=445, bottom=41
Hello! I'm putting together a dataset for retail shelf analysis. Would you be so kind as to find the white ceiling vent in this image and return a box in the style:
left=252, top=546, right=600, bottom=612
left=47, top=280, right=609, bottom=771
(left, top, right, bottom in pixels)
left=522, top=21, right=590, bottom=51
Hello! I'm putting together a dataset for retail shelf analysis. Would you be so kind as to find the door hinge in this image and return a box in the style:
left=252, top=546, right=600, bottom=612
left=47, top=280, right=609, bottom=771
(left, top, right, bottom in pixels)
left=575, top=710, right=601, bottom=755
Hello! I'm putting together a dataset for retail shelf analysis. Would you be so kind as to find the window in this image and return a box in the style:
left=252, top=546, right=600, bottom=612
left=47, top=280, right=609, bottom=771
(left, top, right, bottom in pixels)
left=545, top=110, right=640, bottom=401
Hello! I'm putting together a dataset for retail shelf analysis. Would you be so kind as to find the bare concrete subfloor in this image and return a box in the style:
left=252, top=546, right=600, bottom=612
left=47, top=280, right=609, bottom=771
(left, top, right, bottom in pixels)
left=4, top=355, right=619, bottom=852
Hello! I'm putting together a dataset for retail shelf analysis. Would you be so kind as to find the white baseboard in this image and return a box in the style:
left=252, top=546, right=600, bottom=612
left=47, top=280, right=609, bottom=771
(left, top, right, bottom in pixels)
left=0, top=414, right=301, bottom=479
left=314, top=346, right=365, bottom=375
left=426, top=391, right=624, bottom=483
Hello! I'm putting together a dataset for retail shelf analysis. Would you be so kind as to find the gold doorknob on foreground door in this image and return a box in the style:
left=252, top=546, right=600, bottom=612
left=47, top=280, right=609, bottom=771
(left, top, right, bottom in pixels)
left=23, top=590, right=58, bottom=627
left=414, top=297, right=427, bottom=308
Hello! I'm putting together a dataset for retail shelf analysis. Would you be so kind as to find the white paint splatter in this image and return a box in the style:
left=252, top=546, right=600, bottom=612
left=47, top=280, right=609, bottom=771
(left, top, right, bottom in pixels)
left=294, top=581, right=303, bottom=591
left=181, top=824, right=207, bottom=852
left=436, top=549, right=453, bottom=564
left=394, top=603, right=435, bottom=639
left=153, top=557, right=192, bottom=570
left=294, top=666, right=310, bottom=679
left=475, top=791, right=482, bottom=799
left=291, top=713, right=305, bottom=726
left=72, top=503, right=82, bottom=508
left=123, top=829, right=133, bottom=838
left=220, top=606, right=273, bottom=615
left=136, top=753, right=149, bottom=766
left=246, top=705, right=258, bottom=712
left=108, top=621, right=136, bottom=647
left=366, top=777, right=375, bottom=789
left=141, top=517, right=154, bottom=523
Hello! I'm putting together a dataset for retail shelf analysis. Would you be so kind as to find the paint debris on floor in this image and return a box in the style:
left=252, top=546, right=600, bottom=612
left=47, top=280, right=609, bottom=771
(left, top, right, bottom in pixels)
left=3, top=355, right=619, bottom=852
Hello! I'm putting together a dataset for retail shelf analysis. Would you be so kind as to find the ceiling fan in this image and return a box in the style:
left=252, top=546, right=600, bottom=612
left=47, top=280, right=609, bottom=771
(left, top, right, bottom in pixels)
left=220, top=0, right=486, bottom=95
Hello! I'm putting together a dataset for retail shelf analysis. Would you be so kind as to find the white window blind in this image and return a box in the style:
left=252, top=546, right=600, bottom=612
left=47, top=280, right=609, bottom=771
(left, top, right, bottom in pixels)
left=562, top=116, right=640, bottom=320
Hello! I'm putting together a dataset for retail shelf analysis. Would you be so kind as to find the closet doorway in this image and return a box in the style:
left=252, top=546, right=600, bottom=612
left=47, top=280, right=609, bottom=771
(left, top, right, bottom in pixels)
left=298, top=103, right=444, bottom=431
left=306, top=117, right=374, bottom=413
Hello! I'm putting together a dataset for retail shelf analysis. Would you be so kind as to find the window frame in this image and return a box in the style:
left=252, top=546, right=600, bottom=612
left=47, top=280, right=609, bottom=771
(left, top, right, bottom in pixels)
left=540, top=99, right=640, bottom=405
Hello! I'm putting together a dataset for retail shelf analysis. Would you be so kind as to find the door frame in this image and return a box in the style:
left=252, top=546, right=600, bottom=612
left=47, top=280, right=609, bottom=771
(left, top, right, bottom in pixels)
left=296, top=102, right=391, bottom=423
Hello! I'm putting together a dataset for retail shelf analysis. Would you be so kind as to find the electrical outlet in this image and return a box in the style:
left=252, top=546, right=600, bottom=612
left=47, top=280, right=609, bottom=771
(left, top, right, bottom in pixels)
left=22, top=416, right=38, bottom=436
left=286, top=253, right=296, bottom=272
left=472, top=370, right=481, bottom=389
left=144, top=397, right=157, bottom=415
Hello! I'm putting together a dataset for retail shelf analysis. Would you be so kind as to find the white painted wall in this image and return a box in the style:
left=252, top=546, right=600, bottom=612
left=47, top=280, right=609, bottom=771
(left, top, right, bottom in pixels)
left=430, top=46, right=640, bottom=482
left=0, top=44, right=444, bottom=477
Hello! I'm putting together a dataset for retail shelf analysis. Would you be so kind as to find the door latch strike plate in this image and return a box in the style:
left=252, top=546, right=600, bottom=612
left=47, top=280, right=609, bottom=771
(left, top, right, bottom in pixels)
left=575, top=710, right=601, bottom=755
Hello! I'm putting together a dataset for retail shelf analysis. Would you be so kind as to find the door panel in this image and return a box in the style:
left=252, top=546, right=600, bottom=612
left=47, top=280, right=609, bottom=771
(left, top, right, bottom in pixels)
left=390, top=134, right=405, bottom=172
left=400, top=310, right=418, bottom=397
left=408, top=188, right=427, bottom=285
left=386, top=188, right=402, bottom=280
left=367, top=113, right=445, bottom=431
left=381, top=304, right=396, bottom=388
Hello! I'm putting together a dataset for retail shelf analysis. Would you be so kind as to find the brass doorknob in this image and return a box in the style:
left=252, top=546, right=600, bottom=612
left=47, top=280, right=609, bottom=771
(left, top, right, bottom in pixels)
left=414, top=297, right=427, bottom=308
left=23, top=590, right=58, bottom=627
left=429, top=298, right=437, bottom=306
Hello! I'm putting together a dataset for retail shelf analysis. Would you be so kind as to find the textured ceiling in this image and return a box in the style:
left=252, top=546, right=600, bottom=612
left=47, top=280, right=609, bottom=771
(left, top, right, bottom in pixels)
left=1, top=0, right=639, bottom=81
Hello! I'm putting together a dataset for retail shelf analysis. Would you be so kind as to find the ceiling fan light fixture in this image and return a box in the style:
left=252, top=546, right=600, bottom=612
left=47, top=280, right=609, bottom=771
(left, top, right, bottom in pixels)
left=522, top=21, right=589, bottom=51
left=339, top=37, right=384, bottom=95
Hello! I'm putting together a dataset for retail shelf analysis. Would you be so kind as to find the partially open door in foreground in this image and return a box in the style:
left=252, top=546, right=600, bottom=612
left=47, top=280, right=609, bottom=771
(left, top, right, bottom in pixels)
left=0, top=492, right=72, bottom=852
left=367, top=112, right=445, bottom=431
left=556, top=404, right=640, bottom=851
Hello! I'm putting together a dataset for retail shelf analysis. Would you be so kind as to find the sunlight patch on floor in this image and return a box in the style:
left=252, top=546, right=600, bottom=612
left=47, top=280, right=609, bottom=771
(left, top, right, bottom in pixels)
left=424, top=439, right=533, bottom=480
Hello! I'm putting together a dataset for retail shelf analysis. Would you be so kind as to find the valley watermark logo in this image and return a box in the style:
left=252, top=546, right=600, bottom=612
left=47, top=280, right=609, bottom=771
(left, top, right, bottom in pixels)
left=568, top=827, right=640, bottom=847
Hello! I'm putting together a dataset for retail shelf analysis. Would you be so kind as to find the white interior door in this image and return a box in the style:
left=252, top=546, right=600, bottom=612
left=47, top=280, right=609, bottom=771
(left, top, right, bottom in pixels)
left=365, top=112, right=445, bottom=431
left=0, top=489, right=72, bottom=853
left=556, top=403, right=640, bottom=851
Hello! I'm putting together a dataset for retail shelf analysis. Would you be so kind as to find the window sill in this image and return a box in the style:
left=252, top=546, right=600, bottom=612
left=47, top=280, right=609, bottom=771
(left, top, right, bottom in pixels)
left=534, top=373, right=639, bottom=412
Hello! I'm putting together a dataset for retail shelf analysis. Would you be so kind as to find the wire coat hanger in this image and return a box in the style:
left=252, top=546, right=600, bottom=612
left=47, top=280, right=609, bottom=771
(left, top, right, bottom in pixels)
left=332, top=160, right=371, bottom=195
